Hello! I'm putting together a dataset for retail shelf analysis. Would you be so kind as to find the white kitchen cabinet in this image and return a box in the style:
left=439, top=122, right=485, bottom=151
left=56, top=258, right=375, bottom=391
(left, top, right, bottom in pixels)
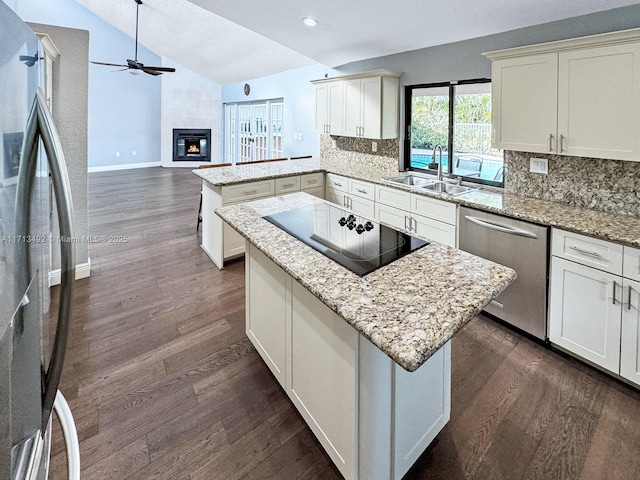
left=549, top=230, right=640, bottom=387
left=312, top=70, right=400, bottom=140
left=245, top=244, right=452, bottom=480
left=621, top=278, right=640, bottom=386
left=246, top=244, right=289, bottom=387
left=490, top=53, right=558, bottom=153
left=549, top=256, right=622, bottom=372
left=374, top=185, right=457, bottom=247
left=325, top=174, right=376, bottom=218
left=314, top=81, right=343, bottom=135
left=485, top=29, right=640, bottom=161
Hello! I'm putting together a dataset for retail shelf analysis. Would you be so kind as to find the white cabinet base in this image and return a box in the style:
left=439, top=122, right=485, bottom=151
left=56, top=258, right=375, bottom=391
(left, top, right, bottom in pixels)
left=246, top=242, right=451, bottom=480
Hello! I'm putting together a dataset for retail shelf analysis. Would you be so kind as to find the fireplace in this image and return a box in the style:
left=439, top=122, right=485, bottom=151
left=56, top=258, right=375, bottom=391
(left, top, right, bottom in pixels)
left=173, top=129, right=211, bottom=162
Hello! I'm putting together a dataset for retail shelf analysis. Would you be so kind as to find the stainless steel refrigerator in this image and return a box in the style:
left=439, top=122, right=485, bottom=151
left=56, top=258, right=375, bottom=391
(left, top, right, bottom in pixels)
left=1, top=2, right=79, bottom=479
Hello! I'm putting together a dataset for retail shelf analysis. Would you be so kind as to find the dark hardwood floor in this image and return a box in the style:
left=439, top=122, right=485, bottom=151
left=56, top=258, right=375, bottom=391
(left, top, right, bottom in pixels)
left=48, top=167, right=640, bottom=480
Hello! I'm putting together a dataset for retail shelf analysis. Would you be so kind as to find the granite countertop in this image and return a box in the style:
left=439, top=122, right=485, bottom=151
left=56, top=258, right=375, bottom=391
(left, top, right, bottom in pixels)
left=192, top=158, right=323, bottom=186
left=216, top=192, right=516, bottom=372
left=193, top=161, right=640, bottom=248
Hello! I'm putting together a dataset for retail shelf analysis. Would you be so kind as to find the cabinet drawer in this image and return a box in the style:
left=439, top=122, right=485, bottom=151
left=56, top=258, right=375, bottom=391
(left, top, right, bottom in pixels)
left=551, top=229, right=623, bottom=275
left=624, top=246, right=640, bottom=282
left=348, top=179, right=375, bottom=201
left=222, top=180, right=275, bottom=204
left=326, top=173, right=348, bottom=192
left=410, top=194, right=457, bottom=226
left=304, top=186, right=325, bottom=199
left=375, top=185, right=411, bottom=210
left=413, top=213, right=457, bottom=248
left=301, top=172, right=324, bottom=190
left=275, top=176, right=301, bottom=195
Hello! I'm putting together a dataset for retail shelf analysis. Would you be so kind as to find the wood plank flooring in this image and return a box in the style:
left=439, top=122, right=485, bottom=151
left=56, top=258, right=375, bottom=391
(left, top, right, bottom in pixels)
left=48, top=167, right=640, bottom=480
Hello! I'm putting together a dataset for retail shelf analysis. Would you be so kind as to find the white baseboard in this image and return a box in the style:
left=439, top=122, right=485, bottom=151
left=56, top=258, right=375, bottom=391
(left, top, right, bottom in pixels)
left=49, top=258, right=91, bottom=287
left=88, top=162, right=161, bottom=173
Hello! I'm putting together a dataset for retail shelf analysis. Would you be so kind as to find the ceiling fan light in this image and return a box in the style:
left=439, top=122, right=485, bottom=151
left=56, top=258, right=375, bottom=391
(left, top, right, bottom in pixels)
left=129, top=68, right=143, bottom=75
left=302, top=17, right=318, bottom=27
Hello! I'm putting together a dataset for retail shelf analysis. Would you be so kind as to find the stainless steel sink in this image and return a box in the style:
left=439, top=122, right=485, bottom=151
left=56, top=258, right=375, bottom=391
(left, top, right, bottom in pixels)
left=420, top=182, right=478, bottom=196
left=385, top=175, right=435, bottom=187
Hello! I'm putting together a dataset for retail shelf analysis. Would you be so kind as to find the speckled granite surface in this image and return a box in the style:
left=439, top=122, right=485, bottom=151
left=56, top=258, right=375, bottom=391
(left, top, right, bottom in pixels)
left=193, top=160, right=640, bottom=248
left=319, top=134, right=400, bottom=178
left=216, top=193, right=516, bottom=372
left=505, top=151, right=640, bottom=217
left=192, top=158, right=323, bottom=186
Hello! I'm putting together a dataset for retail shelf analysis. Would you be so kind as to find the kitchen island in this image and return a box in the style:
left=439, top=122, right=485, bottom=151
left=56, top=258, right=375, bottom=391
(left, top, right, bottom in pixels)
left=216, top=192, right=516, bottom=480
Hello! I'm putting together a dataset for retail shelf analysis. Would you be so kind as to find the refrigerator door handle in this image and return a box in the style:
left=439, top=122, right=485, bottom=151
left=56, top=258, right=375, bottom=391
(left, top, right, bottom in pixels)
left=15, top=88, right=76, bottom=432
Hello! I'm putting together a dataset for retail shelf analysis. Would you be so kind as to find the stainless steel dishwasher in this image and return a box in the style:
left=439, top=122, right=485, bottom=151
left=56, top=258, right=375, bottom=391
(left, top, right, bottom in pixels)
left=458, top=206, right=549, bottom=340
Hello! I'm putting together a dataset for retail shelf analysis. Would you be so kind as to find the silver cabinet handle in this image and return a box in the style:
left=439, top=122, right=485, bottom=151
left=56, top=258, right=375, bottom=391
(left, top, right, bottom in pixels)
left=282, top=183, right=294, bottom=188
left=464, top=215, right=538, bottom=239
left=404, top=215, right=410, bottom=230
left=613, top=281, right=619, bottom=305
left=549, top=133, right=554, bottom=152
left=356, top=188, right=367, bottom=194
left=307, top=179, right=318, bottom=184
left=411, top=217, right=417, bottom=232
left=629, top=284, right=634, bottom=310
left=244, top=189, right=258, bottom=195
left=569, top=245, right=601, bottom=258
left=560, top=134, right=565, bottom=152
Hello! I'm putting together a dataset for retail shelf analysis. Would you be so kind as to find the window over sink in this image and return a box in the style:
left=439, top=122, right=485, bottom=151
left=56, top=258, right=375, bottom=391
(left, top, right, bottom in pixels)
left=404, top=79, right=504, bottom=187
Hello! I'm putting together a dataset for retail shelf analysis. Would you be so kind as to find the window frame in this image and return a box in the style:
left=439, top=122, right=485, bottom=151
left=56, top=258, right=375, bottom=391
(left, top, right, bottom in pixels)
left=403, top=78, right=504, bottom=188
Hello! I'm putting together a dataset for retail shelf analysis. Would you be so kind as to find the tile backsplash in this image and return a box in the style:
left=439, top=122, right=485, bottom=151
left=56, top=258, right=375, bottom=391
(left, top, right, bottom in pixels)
left=319, top=134, right=400, bottom=178
left=505, top=151, right=640, bottom=217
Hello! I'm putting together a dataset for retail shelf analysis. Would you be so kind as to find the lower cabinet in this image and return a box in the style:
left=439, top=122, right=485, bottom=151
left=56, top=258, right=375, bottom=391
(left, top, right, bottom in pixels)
left=548, top=229, right=640, bottom=387
left=245, top=242, right=452, bottom=480
left=375, top=201, right=456, bottom=247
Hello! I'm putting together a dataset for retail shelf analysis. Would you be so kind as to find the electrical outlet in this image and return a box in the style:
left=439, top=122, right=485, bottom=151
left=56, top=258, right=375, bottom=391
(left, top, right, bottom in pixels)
left=372, top=141, right=378, bottom=152
left=331, top=139, right=337, bottom=149
left=529, top=157, right=548, bottom=174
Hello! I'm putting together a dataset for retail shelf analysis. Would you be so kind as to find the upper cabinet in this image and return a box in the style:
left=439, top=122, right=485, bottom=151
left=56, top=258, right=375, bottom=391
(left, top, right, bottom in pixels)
left=485, top=28, right=640, bottom=161
left=312, top=70, right=401, bottom=140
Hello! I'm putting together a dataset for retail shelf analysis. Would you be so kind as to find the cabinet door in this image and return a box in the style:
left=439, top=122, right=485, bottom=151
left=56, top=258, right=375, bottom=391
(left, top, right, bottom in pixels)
left=314, top=83, right=328, bottom=134
left=349, top=195, right=375, bottom=219
left=361, top=77, right=382, bottom=139
left=558, top=43, right=640, bottom=161
left=343, top=78, right=362, bottom=137
left=325, top=187, right=347, bottom=208
left=621, top=279, right=640, bottom=386
left=327, top=81, right=344, bottom=136
left=549, top=257, right=622, bottom=372
left=246, top=244, right=289, bottom=386
left=491, top=54, right=558, bottom=153
left=412, top=213, right=457, bottom=248
left=375, top=203, right=409, bottom=231
left=289, top=281, right=358, bottom=480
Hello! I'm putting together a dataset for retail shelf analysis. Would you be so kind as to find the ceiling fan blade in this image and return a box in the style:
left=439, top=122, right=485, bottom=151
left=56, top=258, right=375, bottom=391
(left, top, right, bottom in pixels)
left=91, top=61, right=129, bottom=68
left=141, top=68, right=162, bottom=76
left=141, top=66, right=176, bottom=72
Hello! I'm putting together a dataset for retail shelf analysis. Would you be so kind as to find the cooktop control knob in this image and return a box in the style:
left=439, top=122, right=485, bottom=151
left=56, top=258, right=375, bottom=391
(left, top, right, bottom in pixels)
left=347, top=214, right=356, bottom=223
left=356, top=224, right=365, bottom=234
left=364, top=221, right=373, bottom=231
left=338, top=217, right=347, bottom=226
left=347, top=221, right=356, bottom=230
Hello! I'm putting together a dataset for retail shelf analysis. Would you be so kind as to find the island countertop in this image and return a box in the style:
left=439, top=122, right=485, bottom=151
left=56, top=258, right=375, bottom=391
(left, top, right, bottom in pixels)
left=216, top=192, right=516, bottom=372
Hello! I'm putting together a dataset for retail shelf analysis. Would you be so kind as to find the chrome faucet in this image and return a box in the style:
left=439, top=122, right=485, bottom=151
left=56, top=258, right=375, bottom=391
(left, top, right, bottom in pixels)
left=432, top=145, right=444, bottom=181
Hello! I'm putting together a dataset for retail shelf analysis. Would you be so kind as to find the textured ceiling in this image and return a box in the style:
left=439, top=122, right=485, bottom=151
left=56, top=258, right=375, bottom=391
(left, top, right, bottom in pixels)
left=76, top=0, right=640, bottom=85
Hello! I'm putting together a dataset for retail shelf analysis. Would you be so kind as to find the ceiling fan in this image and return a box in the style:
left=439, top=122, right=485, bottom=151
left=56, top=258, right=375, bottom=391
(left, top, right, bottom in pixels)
left=90, top=0, right=175, bottom=76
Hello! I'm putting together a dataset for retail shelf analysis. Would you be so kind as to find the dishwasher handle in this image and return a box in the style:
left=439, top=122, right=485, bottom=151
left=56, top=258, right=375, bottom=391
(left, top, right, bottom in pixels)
left=464, top=215, right=539, bottom=239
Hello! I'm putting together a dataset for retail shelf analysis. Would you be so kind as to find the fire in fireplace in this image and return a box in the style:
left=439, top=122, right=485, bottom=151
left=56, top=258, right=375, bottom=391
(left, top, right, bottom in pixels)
left=173, top=129, right=211, bottom=162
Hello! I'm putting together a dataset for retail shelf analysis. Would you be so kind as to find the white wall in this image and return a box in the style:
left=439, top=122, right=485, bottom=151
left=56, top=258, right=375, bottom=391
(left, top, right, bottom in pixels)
left=221, top=64, right=339, bottom=160
left=160, top=56, right=222, bottom=168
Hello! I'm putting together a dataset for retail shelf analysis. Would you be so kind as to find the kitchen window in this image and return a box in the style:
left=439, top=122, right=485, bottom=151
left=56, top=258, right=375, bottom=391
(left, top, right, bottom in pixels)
left=404, top=80, right=504, bottom=186
left=224, top=99, right=284, bottom=164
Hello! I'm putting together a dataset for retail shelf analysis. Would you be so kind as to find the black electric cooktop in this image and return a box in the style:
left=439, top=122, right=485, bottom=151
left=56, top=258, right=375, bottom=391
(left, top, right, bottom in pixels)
left=264, top=203, right=428, bottom=276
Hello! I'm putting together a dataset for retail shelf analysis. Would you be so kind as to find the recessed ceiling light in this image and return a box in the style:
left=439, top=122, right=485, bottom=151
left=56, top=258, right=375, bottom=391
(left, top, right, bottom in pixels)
left=302, top=17, right=318, bottom=27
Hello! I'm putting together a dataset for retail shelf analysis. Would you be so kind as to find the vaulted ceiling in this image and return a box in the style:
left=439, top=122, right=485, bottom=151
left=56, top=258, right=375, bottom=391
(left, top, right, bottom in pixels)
left=75, top=0, right=640, bottom=84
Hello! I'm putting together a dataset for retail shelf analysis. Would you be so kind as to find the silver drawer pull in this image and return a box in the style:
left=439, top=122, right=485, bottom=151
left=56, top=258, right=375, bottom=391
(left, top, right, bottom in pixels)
left=356, top=188, right=367, bottom=194
left=629, top=285, right=633, bottom=310
left=569, top=245, right=601, bottom=258
left=613, top=281, right=619, bottom=305
left=244, top=189, right=258, bottom=194
left=282, top=183, right=294, bottom=188
left=307, top=179, right=318, bottom=184
left=334, top=182, right=343, bottom=187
